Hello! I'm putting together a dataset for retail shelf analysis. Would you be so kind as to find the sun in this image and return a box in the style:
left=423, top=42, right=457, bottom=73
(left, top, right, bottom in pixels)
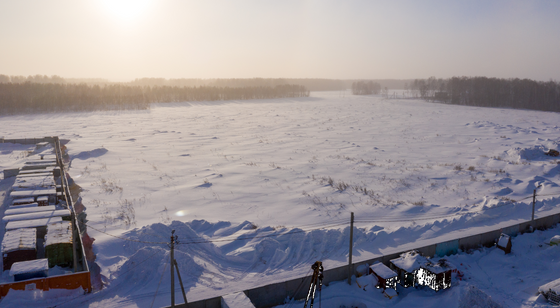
left=98, top=0, right=153, bottom=23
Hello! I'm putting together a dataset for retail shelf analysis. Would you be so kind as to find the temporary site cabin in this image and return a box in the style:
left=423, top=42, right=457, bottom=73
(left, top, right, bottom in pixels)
left=416, top=259, right=454, bottom=291
left=44, top=221, right=73, bottom=268
left=2, top=228, right=37, bottom=271
left=390, top=250, right=428, bottom=288
left=369, top=262, right=398, bottom=291
left=9, top=258, right=49, bottom=282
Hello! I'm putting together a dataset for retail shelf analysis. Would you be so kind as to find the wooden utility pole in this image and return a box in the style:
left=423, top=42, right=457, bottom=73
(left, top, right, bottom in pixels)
left=170, top=230, right=176, bottom=307
left=347, top=212, right=354, bottom=285
left=532, top=184, right=542, bottom=221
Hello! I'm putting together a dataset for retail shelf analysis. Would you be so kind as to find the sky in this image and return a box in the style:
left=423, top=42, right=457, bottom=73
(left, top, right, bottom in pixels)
left=0, top=0, right=559, bottom=81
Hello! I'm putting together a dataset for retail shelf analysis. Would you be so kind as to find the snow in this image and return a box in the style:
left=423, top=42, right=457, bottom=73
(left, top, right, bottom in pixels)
left=11, top=199, right=36, bottom=206
left=45, top=222, right=72, bottom=246
left=221, top=291, right=256, bottom=308
left=383, top=287, right=397, bottom=298
left=422, top=259, right=454, bottom=275
left=497, top=233, right=510, bottom=248
left=390, top=250, right=427, bottom=273
left=549, top=235, right=560, bottom=245
left=539, top=278, right=560, bottom=294
left=9, top=258, right=48, bottom=276
left=9, top=188, right=56, bottom=198
left=5, top=217, right=62, bottom=231
left=1, top=92, right=560, bottom=307
left=1, top=228, right=36, bottom=253
left=4, top=205, right=58, bottom=216
left=369, top=262, right=396, bottom=279
left=1, top=209, right=70, bottom=223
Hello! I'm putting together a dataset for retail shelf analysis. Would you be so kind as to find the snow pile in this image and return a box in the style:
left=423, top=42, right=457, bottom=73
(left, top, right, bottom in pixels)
left=458, top=285, right=503, bottom=308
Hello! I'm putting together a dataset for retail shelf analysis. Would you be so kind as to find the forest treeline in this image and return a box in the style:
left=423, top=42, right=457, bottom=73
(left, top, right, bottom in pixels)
left=0, top=74, right=416, bottom=91
left=409, top=76, right=560, bottom=112
left=0, top=74, right=345, bottom=91
left=351, top=81, right=381, bottom=95
left=0, top=82, right=309, bottom=114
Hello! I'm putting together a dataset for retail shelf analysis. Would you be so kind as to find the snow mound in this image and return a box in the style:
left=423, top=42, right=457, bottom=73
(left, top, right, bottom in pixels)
left=71, top=147, right=108, bottom=160
left=458, top=285, right=503, bottom=308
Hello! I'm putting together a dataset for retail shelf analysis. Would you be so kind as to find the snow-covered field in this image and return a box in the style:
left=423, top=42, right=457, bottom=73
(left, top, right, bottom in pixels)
left=1, top=91, right=560, bottom=307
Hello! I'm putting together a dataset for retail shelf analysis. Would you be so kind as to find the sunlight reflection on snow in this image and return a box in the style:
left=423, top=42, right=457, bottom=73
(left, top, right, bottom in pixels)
left=175, top=210, right=187, bottom=217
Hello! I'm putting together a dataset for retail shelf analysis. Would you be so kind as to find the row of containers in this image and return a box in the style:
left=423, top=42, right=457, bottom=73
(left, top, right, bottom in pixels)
left=355, top=250, right=454, bottom=299
left=1, top=140, right=90, bottom=298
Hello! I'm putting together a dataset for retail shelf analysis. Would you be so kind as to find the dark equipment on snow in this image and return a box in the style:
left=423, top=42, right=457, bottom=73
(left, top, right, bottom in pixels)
left=303, top=261, right=324, bottom=308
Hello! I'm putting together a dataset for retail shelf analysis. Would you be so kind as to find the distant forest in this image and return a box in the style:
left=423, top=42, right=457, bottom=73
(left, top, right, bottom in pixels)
left=0, top=74, right=413, bottom=91
left=409, top=76, right=560, bottom=112
left=0, top=82, right=309, bottom=114
left=351, top=81, right=381, bottom=95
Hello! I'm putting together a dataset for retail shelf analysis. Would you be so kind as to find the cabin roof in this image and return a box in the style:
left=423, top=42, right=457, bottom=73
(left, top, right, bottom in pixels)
left=1, top=228, right=37, bottom=253
left=9, top=258, right=48, bottom=276
left=370, top=262, right=397, bottom=279
left=390, top=250, right=428, bottom=272
left=5, top=216, right=63, bottom=230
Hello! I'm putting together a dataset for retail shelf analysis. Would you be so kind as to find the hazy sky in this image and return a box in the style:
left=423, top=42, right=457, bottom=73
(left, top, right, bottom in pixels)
left=1, top=0, right=559, bottom=81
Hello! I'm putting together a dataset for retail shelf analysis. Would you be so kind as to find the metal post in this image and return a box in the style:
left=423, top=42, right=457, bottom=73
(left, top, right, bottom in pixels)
left=532, top=184, right=542, bottom=221
left=171, top=230, right=175, bottom=307
left=174, top=260, right=188, bottom=304
left=347, top=212, right=354, bottom=285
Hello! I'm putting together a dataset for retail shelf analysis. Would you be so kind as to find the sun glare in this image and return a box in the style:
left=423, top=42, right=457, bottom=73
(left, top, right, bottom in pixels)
left=99, top=0, right=152, bottom=23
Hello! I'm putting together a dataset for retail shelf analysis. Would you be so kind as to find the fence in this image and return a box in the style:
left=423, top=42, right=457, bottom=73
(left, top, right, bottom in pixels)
left=171, top=211, right=560, bottom=308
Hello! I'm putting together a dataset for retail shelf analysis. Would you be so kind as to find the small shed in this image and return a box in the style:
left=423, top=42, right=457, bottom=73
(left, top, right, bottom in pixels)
left=45, top=221, right=73, bottom=268
left=38, top=195, right=50, bottom=206
left=369, top=262, right=398, bottom=291
left=417, top=259, right=454, bottom=291
left=497, top=233, right=512, bottom=254
left=2, top=228, right=37, bottom=271
left=9, top=258, right=48, bottom=282
left=539, top=277, right=560, bottom=305
left=390, top=250, right=428, bottom=288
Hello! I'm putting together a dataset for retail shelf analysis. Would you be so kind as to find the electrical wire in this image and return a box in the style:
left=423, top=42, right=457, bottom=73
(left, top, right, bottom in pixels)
left=150, top=261, right=168, bottom=308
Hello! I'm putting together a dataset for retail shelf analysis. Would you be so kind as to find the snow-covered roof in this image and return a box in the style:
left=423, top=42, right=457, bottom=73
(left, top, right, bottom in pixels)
left=422, top=259, right=455, bottom=274
left=17, top=170, right=53, bottom=176
left=9, top=258, right=48, bottom=276
left=539, top=278, right=560, bottom=294
left=1, top=228, right=37, bottom=253
left=12, top=198, right=36, bottom=205
left=5, top=216, right=63, bottom=231
left=9, top=188, right=56, bottom=198
left=45, top=221, right=72, bottom=246
left=2, top=209, right=70, bottom=223
left=5, top=205, right=57, bottom=216
left=370, top=262, right=397, bottom=279
left=498, top=234, right=510, bottom=247
left=13, top=176, right=55, bottom=188
left=391, top=250, right=428, bottom=272
left=9, top=204, right=40, bottom=211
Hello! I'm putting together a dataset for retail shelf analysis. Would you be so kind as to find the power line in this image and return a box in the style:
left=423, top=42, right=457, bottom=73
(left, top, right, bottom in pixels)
left=150, top=261, right=168, bottom=308
left=86, top=224, right=167, bottom=245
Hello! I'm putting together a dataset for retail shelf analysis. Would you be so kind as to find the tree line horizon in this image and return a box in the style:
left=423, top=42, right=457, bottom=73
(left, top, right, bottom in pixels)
left=0, top=82, right=309, bottom=115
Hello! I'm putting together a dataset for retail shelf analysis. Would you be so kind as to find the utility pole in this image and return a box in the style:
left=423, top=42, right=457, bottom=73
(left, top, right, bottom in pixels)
left=532, top=184, right=542, bottom=221
left=170, top=230, right=177, bottom=307
left=347, top=212, right=354, bottom=285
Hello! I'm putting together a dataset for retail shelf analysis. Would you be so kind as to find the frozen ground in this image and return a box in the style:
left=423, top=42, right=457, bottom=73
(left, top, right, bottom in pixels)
left=1, top=91, right=560, bottom=307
